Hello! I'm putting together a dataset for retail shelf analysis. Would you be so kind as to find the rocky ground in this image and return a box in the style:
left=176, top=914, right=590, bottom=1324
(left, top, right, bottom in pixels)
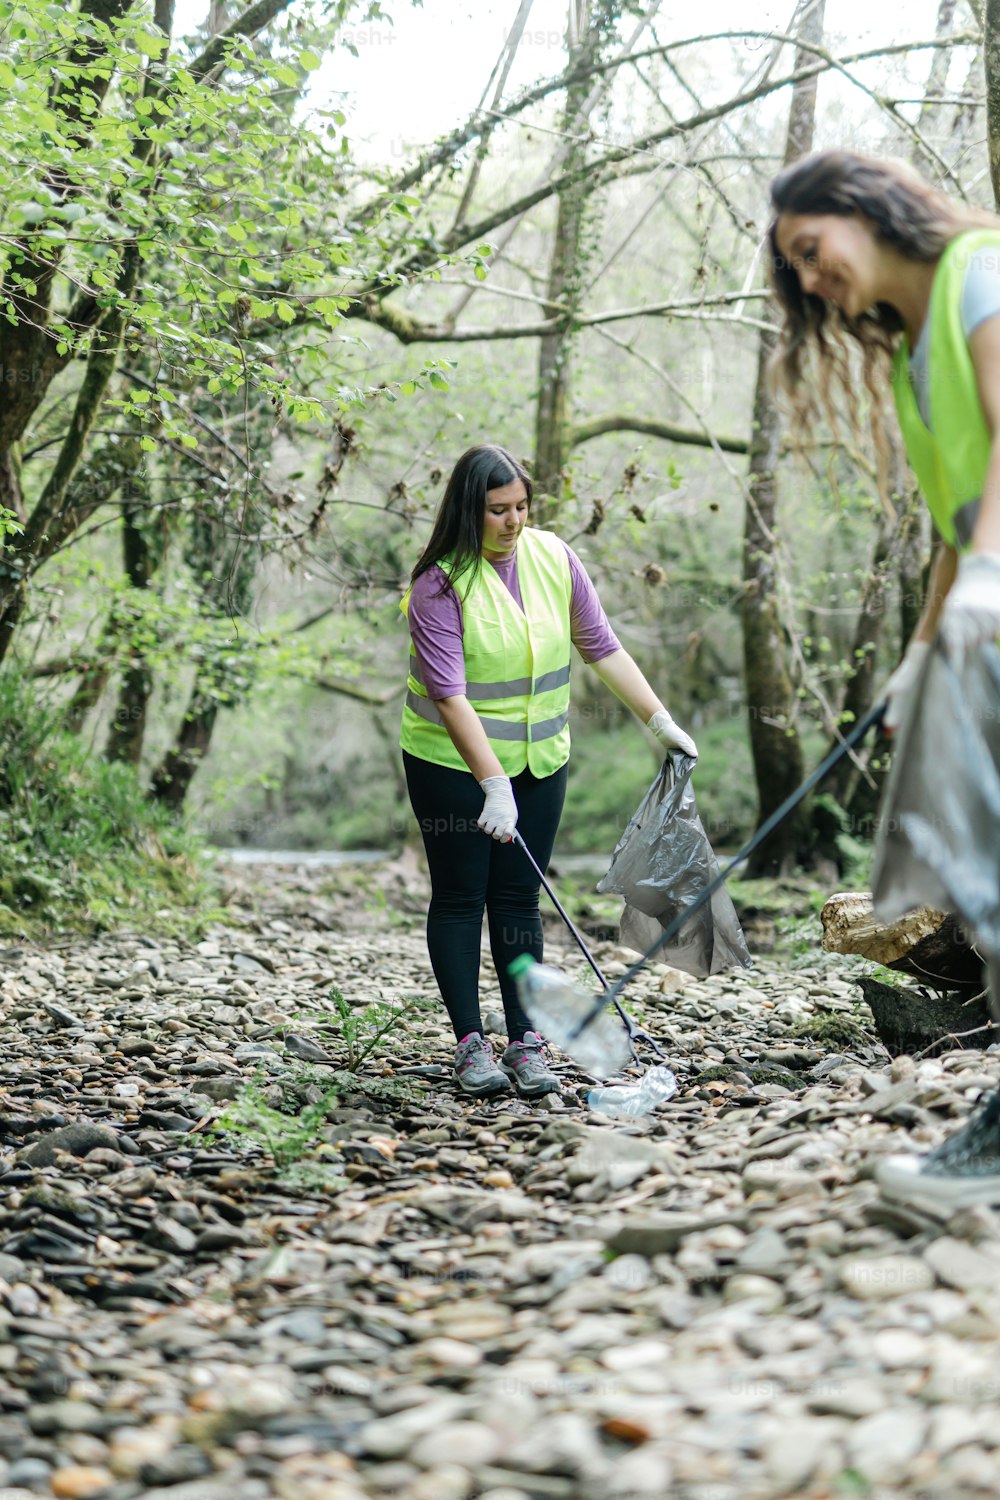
left=2, top=854, right=1000, bottom=1500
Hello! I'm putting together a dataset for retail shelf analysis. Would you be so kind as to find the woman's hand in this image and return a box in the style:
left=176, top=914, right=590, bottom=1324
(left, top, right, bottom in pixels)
left=647, top=709, right=698, bottom=760
left=590, top=650, right=697, bottom=756
left=478, top=775, right=518, bottom=841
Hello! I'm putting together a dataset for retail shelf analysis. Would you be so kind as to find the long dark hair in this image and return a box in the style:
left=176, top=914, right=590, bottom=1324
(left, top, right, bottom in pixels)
left=411, top=444, right=532, bottom=593
left=767, top=150, right=996, bottom=495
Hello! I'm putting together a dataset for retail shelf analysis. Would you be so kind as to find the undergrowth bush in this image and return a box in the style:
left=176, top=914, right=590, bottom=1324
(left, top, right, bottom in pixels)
left=0, top=670, right=216, bottom=937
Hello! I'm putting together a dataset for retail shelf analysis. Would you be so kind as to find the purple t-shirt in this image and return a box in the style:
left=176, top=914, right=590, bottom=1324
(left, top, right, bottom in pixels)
left=407, top=540, right=621, bottom=699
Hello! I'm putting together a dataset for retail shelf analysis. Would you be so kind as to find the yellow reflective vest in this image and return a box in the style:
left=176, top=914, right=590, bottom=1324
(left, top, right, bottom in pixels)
left=891, top=229, right=1000, bottom=554
left=399, top=525, right=573, bottom=777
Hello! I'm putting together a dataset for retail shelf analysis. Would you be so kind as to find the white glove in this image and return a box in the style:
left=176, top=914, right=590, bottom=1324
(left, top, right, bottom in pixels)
left=647, top=709, right=698, bottom=760
left=882, top=639, right=929, bottom=735
left=478, top=775, right=518, bottom=842
left=939, top=552, right=1000, bottom=653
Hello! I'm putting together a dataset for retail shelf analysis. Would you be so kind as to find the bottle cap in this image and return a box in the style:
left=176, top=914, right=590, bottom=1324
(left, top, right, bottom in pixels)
left=507, top=954, right=536, bottom=978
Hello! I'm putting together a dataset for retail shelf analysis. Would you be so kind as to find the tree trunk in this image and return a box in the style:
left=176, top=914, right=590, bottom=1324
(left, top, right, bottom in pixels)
left=148, top=503, right=258, bottom=810
left=0, top=239, right=141, bottom=663
left=818, top=509, right=894, bottom=812
left=741, top=0, right=825, bottom=874
left=986, top=0, right=1000, bottom=205
left=105, top=502, right=157, bottom=765
left=532, top=4, right=611, bottom=511
left=148, top=689, right=220, bottom=811
left=64, top=660, right=114, bottom=737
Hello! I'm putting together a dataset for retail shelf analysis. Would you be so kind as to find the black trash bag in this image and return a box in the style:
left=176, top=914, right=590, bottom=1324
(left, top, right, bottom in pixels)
left=873, top=636, right=1000, bottom=956
left=596, top=752, right=752, bottom=977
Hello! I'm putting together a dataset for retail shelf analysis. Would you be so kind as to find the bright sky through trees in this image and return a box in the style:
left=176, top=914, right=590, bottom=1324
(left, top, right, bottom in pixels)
left=172, top=0, right=955, bottom=165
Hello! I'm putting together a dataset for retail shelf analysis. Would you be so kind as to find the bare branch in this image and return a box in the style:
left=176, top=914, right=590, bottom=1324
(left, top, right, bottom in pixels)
left=188, top=0, right=298, bottom=81
left=570, top=414, right=749, bottom=452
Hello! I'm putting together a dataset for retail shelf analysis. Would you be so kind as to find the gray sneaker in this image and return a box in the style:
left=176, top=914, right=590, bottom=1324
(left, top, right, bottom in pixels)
left=501, top=1031, right=561, bottom=1098
left=453, top=1032, right=511, bottom=1097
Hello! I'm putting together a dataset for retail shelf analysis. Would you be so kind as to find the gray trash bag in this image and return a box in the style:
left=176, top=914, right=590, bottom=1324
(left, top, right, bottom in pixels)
left=873, top=637, right=1000, bottom=956
left=596, top=751, right=752, bottom=977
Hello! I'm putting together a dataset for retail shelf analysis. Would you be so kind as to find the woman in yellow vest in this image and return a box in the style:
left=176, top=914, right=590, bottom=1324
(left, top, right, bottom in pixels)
left=770, top=151, right=1000, bottom=1206
left=401, top=443, right=697, bottom=1098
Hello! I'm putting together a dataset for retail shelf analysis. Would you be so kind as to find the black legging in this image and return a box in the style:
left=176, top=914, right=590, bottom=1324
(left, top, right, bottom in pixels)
left=403, top=750, right=568, bottom=1043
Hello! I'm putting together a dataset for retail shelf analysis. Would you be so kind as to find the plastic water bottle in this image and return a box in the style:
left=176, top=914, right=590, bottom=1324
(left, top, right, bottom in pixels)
left=586, top=1064, right=678, bottom=1118
left=509, top=954, right=632, bottom=1077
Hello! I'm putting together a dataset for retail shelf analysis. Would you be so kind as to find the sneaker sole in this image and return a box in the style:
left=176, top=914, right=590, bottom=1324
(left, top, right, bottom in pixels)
left=876, top=1153, right=1000, bottom=1209
left=499, top=1063, right=560, bottom=1098
left=453, top=1071, right=511, bottom=1098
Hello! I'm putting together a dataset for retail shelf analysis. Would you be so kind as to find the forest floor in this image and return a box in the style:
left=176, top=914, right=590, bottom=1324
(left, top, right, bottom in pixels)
left=1, top=855, right=1000, bottom=1500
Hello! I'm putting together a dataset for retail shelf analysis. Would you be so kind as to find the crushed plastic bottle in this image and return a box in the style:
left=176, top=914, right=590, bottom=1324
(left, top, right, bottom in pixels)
left=586, top=1064, right=678, bottom=1118
left=509, top=954, right=632, bottom=1078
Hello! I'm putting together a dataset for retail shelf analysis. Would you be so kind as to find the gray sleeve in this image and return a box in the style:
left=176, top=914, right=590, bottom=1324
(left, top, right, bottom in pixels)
left=960, top=248, right=1000, bottom=338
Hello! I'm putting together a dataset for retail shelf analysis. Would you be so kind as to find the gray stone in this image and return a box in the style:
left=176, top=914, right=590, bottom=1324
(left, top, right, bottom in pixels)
left=283, top=1031, right=331, bottom=1062
left=139, top=1447, right=213, bottom=1487
left=409, top=1420, right=502, bottom=1470
left=605, top=1212, right=744, bottom=1258
left=18, top=1122, right=119, bottom=1166
left=838, top=1255, right=935, bottom=1301
left=734, top=1228, right=793, bottom=1278
left=567, top=1129, right=676, bottom=1186
left=844, top=1408, right=926, bottom=1480
left=7, top=1456, right=53, bottom=1488
left=143, top=1218, right=198, bottom=1255
left=360, top=1398, right=467, bottom=1459
left=923, top=1237, right=1000, bottom=1292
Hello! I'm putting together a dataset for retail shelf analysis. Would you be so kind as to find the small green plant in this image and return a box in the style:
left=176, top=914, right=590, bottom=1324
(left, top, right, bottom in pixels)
left=214, top=1072, right=339, bottom=1171
left=832, top=1469, right=872, bottom=1498
left=278, top=1160, right=350, bottom=1193
left=322, top=986, right=429, bottom=1071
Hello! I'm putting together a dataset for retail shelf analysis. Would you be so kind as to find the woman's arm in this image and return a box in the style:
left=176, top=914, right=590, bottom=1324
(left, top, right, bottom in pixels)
left=435, top=695, right=507, bottom=782
left=912, top=542, right=958, bottom=643
left=590, top=648, right=698, bottom=756
left=969, top=316, right=1000, bottom=554
left=588, top=648, right=664, bottom=722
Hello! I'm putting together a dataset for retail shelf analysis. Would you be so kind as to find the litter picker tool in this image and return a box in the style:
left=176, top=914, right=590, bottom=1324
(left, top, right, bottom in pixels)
left=512, top=699, right=887, bottom=1071
left=511, top=831, right=670, bottom=1064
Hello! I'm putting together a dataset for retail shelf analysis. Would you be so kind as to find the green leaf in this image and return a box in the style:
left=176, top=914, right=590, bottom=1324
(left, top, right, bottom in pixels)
left=133, top=29, right=168, bottom=57
left=139, top=436, right=157, bottom=452
left=299, top=48, right=321, bottom=70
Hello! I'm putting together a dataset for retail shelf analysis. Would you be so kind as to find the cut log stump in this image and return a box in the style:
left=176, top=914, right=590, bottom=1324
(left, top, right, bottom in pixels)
left=821, top=892, right=984, bottom=991
left=821, top=892, right=993, bottom=1057
left=856, top=975, right=994, bottom=1058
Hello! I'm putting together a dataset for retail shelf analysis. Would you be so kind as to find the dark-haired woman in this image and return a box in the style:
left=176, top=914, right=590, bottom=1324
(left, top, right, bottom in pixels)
left=400, top=444, right=697, bottom=1098
left=770, top=150, right=1000, bottom=1205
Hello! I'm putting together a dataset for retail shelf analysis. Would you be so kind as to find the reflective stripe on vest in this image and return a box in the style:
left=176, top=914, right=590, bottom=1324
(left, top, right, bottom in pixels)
left=408, top=655, right=572, bottom=701
left=399, top=526, right=573, bottom=776
left=891, top=230, right=1000, bottom=552
left=405, top=689, right=570, bottom=742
